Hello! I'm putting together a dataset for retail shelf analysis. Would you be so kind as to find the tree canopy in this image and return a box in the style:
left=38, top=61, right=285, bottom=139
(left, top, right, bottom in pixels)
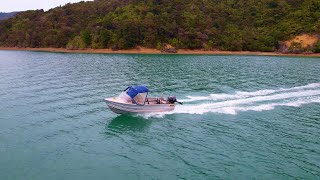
left=0, top=0, right=319, bottom=52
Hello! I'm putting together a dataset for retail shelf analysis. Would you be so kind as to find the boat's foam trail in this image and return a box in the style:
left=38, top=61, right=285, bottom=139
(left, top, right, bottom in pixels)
left=181, top=83, right=320, bottom=102
left=144, top=83, right=320, bottom=117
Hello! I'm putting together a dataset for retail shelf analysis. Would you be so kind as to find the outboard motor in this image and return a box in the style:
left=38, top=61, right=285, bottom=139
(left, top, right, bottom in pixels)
left=167, top=96, right=183, bottom=104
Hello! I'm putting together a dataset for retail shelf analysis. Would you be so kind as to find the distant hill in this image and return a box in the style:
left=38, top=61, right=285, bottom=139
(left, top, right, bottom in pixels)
left=0, top=0, right=319, bottom=52
left=0, top=12, right=19, bottom=20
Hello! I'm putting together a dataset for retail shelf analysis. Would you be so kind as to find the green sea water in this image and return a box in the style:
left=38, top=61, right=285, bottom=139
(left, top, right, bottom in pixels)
left=0, top=50, right=319, bottom=179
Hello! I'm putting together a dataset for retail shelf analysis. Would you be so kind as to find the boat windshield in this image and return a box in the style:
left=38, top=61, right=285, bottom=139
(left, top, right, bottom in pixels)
left=133, top=92, right=147, bottom=105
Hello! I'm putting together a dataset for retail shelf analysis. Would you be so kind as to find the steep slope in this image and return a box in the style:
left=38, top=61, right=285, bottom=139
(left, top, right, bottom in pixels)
left=0, top=0, right=319, bottom=52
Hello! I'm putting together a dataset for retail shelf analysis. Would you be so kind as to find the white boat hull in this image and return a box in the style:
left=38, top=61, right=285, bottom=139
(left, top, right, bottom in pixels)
left=104, top=98, right=175, bottom=114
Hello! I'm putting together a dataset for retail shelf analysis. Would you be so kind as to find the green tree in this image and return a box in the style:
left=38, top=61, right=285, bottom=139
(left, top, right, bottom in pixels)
left=66, top=35, right=86, bottom=49
left=314, top=41, right=320, bottom=53
left=81, top=30, right=92, bottom=47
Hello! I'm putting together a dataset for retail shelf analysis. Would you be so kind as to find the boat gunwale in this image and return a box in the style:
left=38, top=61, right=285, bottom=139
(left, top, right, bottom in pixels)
left=104, top=97, right=175, bottom=107
left=107, top=103, right=174, bottom=113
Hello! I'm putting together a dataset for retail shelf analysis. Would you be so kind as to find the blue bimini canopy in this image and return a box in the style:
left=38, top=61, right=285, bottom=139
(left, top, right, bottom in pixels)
left=125, top=85, right=149, bottom=99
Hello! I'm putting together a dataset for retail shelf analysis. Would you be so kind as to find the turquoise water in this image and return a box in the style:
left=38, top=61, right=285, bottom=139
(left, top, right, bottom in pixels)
left=0, top=50, right=319, bottom=179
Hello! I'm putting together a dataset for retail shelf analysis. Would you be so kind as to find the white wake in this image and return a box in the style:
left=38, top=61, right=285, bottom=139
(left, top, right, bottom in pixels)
left=144, top=83, right=320, bottom=117
left=181, top=83, right=320, bottom=102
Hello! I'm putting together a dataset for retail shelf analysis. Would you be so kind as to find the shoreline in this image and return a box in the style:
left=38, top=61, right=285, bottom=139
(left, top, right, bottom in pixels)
left=1, top=47, right=320, bottom=57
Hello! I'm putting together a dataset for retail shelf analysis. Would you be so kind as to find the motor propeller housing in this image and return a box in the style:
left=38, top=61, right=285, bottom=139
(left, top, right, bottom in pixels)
left=167, top=96, right=182, bottom=104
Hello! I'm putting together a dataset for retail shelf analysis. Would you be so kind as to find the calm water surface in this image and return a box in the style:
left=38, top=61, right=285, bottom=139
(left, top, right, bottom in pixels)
left=0, top=50, right=319, bottom=179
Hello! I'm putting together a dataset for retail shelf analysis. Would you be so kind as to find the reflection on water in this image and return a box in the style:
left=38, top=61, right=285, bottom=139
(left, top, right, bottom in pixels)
left=106, top=115, right=152, bottom=133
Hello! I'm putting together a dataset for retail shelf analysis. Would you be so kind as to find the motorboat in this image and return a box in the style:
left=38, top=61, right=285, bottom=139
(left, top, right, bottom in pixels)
left=104, top=85, right=182, bottom=114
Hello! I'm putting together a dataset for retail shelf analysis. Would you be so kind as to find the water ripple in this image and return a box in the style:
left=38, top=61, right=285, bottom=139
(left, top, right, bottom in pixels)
left=1, top=51, right=320, bottom=179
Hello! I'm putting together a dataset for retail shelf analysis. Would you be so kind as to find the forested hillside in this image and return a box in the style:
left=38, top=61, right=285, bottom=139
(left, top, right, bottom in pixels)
left=0, top=0, right=319, bottom=52
left=0, top=12, right=19, bottom=20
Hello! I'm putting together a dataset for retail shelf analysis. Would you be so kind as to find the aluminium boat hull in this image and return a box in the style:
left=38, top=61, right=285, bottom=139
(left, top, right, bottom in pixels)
left=104, top=98, right=175, bottom=114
